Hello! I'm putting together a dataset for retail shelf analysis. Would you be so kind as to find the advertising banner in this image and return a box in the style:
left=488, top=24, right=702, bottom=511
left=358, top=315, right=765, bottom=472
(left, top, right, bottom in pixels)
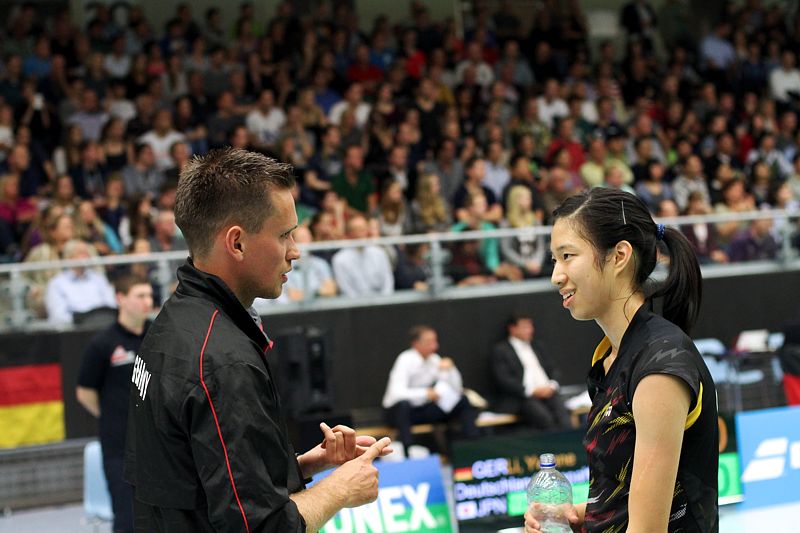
left=312, top=456, right=452, bottom=532
left=451, top=429, right=589, bottom=530
left=736, top=405, right=800, bottom=509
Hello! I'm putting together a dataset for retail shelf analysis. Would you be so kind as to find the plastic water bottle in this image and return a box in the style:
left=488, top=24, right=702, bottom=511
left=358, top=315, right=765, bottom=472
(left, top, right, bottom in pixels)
left=526, top=453, right=573, bottom=533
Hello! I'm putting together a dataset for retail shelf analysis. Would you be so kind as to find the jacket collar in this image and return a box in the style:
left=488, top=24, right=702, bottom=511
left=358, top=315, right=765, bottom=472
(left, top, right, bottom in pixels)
left=175, top=258, right=272, bottom=353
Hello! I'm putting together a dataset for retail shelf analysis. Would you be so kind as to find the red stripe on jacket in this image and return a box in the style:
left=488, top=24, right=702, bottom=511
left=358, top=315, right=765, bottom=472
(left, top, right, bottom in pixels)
left=198, top=309, right=251, bottom=533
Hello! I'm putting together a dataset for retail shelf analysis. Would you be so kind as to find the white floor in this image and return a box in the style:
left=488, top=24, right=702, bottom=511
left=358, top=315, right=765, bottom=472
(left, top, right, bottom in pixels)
left=2, top=501, right=799, bottom=533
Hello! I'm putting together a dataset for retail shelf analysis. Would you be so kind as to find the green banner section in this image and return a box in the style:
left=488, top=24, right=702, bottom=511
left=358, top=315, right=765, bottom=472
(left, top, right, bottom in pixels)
left=718, top=452, right=743, bottom=503
left=321, top=502, right=452, bottom=533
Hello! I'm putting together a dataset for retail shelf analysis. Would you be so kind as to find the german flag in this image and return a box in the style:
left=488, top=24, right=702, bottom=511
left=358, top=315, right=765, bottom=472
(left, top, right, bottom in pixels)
left=0, top=363, right=65, bottom=448
left=453, top=466, right=473, bottom=482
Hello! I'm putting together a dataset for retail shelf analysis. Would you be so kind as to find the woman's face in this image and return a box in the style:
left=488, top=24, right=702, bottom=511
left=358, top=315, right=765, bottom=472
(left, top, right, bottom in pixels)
left=550, top=219, right=614, bottom=322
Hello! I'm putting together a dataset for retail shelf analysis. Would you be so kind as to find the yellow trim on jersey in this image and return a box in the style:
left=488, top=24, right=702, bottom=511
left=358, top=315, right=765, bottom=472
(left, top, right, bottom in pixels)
left=592, top=336, right=612, bottom=366
left=684, top=382, right=704, bottom=430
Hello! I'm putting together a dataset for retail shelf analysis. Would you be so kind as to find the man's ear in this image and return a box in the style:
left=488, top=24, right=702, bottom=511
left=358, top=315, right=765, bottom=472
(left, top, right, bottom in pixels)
left=224, top=226, right=245, bottom=260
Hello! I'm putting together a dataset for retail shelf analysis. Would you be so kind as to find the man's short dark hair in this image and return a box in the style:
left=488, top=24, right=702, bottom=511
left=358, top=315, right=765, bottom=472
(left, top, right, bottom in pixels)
left=113, top=273, right=151, bottom=295
left=505, top=313, right=533, bottom=331
left=409, top=325, right=434, bottom=343
left=174, top=148, right=295, bottom=258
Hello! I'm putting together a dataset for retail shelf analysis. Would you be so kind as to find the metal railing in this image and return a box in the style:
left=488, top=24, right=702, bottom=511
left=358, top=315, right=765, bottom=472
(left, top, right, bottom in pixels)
left=0, top=210, right=797, bottom=331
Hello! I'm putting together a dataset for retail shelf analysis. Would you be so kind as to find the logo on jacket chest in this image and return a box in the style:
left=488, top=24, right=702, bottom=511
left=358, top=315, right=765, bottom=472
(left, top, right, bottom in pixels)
left=131, top=355, right=152, bottom=401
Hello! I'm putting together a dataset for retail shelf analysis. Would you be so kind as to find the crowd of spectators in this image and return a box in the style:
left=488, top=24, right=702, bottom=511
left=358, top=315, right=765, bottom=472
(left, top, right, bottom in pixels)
left=1, top=0, right=800, bottom=322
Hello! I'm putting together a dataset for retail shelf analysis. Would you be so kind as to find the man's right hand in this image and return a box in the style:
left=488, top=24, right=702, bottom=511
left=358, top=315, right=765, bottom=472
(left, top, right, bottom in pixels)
left=328, top=437, right=392, bottom=508
left=532, top=386, right=555, bottom=399
left=426, top=387, right=440, bottom=402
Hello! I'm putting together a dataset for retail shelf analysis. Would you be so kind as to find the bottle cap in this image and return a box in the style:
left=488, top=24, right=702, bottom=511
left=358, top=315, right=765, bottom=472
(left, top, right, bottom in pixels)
left=539, top=453, right=556, bottom=468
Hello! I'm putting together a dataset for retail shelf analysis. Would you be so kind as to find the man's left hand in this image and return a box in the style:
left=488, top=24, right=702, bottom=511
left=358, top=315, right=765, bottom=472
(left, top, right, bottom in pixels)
left=298, top=423, right=393, bottom=478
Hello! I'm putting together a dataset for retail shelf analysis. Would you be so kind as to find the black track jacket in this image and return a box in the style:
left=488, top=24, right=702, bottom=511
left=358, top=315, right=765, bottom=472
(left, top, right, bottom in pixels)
left=124, top=259, right=306, bottom=532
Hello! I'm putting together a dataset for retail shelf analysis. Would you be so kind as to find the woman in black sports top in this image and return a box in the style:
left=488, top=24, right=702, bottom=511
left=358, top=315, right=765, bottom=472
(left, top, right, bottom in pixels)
left=525, top=187, right=718, bottom=532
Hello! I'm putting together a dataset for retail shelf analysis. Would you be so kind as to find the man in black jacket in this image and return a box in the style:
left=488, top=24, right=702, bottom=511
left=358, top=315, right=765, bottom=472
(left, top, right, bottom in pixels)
left=489, top=314, right=571, bottom=430
left=124, top=148, right=391, bottom=532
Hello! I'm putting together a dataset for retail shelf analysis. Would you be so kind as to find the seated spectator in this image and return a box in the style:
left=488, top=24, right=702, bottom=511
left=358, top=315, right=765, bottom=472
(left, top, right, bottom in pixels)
left=483, top=141, right=511, bottom=200
left=453, top=157, right=503, bottom=223
left=382, top=325, right=479, bottom=455
left=681, top=192, right=728, bottom=264
left=714, top=178, right=756, bottom=247
left=163, top=141, right=192, bottom=183
left=536, top=78, right=568, bottom=129
left=394, top=242, right=432, bottom=292
left=246, top=88, right=286, bottom=153
left=500, top=185, right=547, bottom=278
left=600, top=166, right=636, bottom=195
left=207, top=90, right=246, bottom=149
left=137, top=109, right=186, bottom=171
left=25, top=210, right=75, bottom=316
left=67, top=89, right=109, bottom=142
left=332, top=213, right=394, bottom=297
left=541, top=167, right=575, bottom=221
left=100, top=118, right=132, bottom=173
left=746, top=133, right=793, bottom=181
left=118, top=193, right=155, bottom=249
left=173, top=95, right=208, bottom=156
left=45, top=239, right=116, bottom=324
left=0, top=173, right=37, bottom=245
left=769, top=49, right=800, bottom=106
left=2, top=143, right=46, bottom=198
left=69, top=141, right=108, bottom=201
left=672, top=154, right=711, bottom=211
left=122, top=143, right=164, bottom=199
left=729, top=218, right=780, bottom=262
left=410, top=173, right=452, bottom=234
left=75, top=200, right=124, bottom=255
left=451, top=191, right=522, bottom=284
left=332, top=144, right=377, bottom=214
left=98, top=176, right=126, bottom=241
left=580, top=137, right=608, bottom=189
left=420, top=138, right=463, bottom=203
left=490, top=314, right=571, bottom=430
left=148, top=209, right=186, bottom=253
left=545, top=116, right=586, bottom=173
left=373, top=180, right=411, bottom=237
left=635, top=161, right=673, bottom=213
left=328, top=82, right=371, bottom=129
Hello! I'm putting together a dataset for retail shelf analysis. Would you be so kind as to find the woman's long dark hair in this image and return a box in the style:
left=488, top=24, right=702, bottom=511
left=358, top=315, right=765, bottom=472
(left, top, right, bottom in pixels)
left=553, top=188, right=702, bottom=334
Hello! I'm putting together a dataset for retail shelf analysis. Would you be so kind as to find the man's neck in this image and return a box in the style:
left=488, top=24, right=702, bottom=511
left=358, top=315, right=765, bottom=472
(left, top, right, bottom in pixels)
left=118, top=314, right=146, bottom=336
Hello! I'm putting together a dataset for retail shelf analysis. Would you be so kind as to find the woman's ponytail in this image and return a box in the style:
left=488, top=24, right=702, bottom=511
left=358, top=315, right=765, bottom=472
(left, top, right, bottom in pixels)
left=652, top=226, right=703, bottom=334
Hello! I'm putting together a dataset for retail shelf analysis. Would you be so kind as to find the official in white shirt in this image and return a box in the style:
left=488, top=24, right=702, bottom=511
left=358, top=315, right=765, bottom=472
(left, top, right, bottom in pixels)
left=489, top=314, right=571, bottom=430
left=382, top=325, right=479, bottom=452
